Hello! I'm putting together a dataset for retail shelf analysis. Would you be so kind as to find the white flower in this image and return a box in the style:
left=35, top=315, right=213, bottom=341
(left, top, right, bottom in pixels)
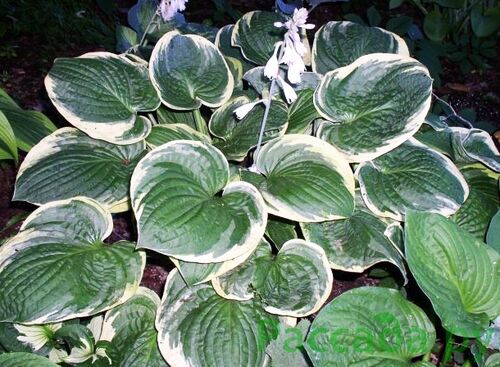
left=15, top=323, right=62, bottom=351
left=49, top=348, right=68, bottom=363
left=234, top=99, right=266, bottom=119
left=276, top=76, right=297, bottom=104
left=264, top=42, right=282, bottom=79
left=160, top=0, right=188, bottom=21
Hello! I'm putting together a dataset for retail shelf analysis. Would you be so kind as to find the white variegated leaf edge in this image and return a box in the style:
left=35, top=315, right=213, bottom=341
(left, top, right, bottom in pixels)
left=146, top=124, right=211, bottom=149
left=0, top=197, right=146, bottom=324
left=149, top=31, right=234, bottom=111
left=311, top=22, right=410, bottom=74
left=14, top=127, right=142, bottom=213
left=314, top=53, right=432, bottom=163
left=255, top=134, right=355, bottom=222
left=44, top=52, right=160, bottom=145
left=230, top=11, right=268, bottom=65
left=355, top=137, right=470, bottom=221
left=450, top=127, right=500, bottom=172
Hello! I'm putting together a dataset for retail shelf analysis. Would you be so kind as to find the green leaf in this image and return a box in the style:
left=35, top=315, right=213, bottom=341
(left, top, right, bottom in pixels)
left=156, top=105, right=205, bottom=130
left=100, top=287, right=167, bottom=367
left=265, top=217, right=297, bottom=250
left=14, top=128, right=145, bottom=213
left=423, top=10, right=449, bottom=42
left=209, top=96, right=288, bottom=161
left=367, top=6, right=382, bottom=27
left=0, top=352, right=58, bottom=366
left=471, top=5, right=500, bottom=38
left=486, top=354, right=500, bottom=367
left=450, top=127, right=500, bottom=172
left=131, top=140, right=267, bottom=262
left=215, top=24, right=255, bottom=73
left=0, top=323, right=35, bottom=353
left=149, top=31, right=233, bottom=110
left=305, top=287, right=435, bottom=366
left=451, top=165, right=499, bottom=240
left=434, top=0, right=466, bottom=8
left=301, top=193, right=407, bottom=281
left=0, top=197, right=145, bottom=323
left=312, top=21, right=409, bottom=74
left=213, top=239, right=332, bottom=317
left=0, top=87, right=19, bottom=107
left=116, top=25, right=139, bottom=53
left=249, top=134, right=355, bottom=222
left=127, top=0, right=157, bottom=35
left=414, top=124, right=454, bottom=157
left=356, top=139, right=468, bottom=221
left=232, top=11, right=285, bottom=65
left=156, top=269, right=279, bottom=367
left=287, top=89, right=320, bottom=134
left=146, top=124, right=211, bottom=149
left=487, top=210, right=500, bottom=252
left=405, top=211, right=500, bottom=337
left=0, top=110, right=17, bottom=162
left=45, top=52, right=160, bottom=144
left=315, top=54, right=432, bottom=162
left=266, top=319, right=312, bottom=367
left=389, top=0, right=405, bottom=9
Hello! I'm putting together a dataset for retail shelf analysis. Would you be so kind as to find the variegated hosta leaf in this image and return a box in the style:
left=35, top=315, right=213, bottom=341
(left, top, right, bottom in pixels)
left=131, top=140, right=267, bottom=263
left=451, top=165, right=499, bottom=239
left=225, top=56, right=244, bottom=90
left=357, top=139, right=469, bottom=221
left=405, top=210, right=500, bottom=337
left=45, top=52, right=160, bottom=145
left=265, top=217, right=298, bottom=250
left=156, top=269, right=279, bottom=367
left=305, top=287, right=436, bottom=367
left=209, top=96, right=288, bottom=161
left=149, top=31, right=233, bottom=110
left=231, top=11, right=285, bottom=65
left=171, top=245, right=255, bottom=286
left=100, top=287, right=167, bottom=367
left=450, top=127, right=500, bottom=172
left=251, top=134, right=355, bottom=222
left=315, top=53, right=432, bottom=162
left=0, top=197, right=145, bottom=324
left=287, top=89, right=320, bottom=134
left=156, top=106, right=205, bottom=130
left=301, top=197, right=407, bottom=281
left=414, top=124, right=454, bottom=157
left=145, top=124, right=211, bottom=149
left=312, top=21, right=409, bottom=74
left=14, top=128, right=145, bottom=213
left=213, top=239, right=332, bottom=317
left=215, top=24, right=255, bottom=73
left=0, top=353, right=59, bottom=367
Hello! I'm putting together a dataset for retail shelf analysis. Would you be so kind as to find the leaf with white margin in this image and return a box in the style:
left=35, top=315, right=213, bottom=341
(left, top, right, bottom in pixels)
left=315, top=53, right=432, bottom=162
left=312, top=21, right=409, bottom=74
left=450, top=127, right=500, bottom=172
left=451, top=165, right=499, bottom=240
left=305, top=287, right=436, bottom=367
left=131, top=140, right=267, bottom=263
left=356, top=138, right=469, bottom=221
left=146, top=124, right=211, bottom=149
left=0, top=197, right=145, bottom=324
left=287, top=89, right=321, bottom=134
left=156, top=106, right=204, bottom=130
left=209, top=96, right=288, bottom=161
left=0, top=352, right=59, bottom=367
left=156, top=269, right=279, bottom=367
left=405, top=210, right=500, bottom=337
left=414, top=124, right=454, bottom=157
left=99, top=287, right=167, bottom=367
left=149, top=31, right=233, bottom=110
left=251, top=134, right=355, bottom=222
left=171, top=245, right=255, bottom=286
left=14, top=128, right=145, bottom=213
left=301, top=193, right=407, bottom=281
left=213, top=239, right=332, bottom=317
left=265, top=217, right=298, bottom=250
left=232, top=11, right=285, bottom=65
left=45, top=52, right=160, bottom=145
left=215, top=24, right=255, bottom=72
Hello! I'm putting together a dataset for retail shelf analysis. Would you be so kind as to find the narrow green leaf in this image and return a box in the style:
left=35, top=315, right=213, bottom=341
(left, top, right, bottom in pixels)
left=0, top=110, right=17, bottom=162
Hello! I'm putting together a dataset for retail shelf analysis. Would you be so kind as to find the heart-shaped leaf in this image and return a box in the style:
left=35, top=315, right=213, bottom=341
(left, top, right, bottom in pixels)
left=149, top=31, right=233, bottom=110
left=45, top=52, right=160, bottom=144
left=0, top=353, right=58, bottom=367
left=250, top=134, right=355, bottom=222
left=301, top=192, right=406, bottom=281
left=305, top=287, right=436, bottom=366
left=209, top=96, right=288, bottom=161
left=405, top=210, right=500, bottom=337
left=356, top=139, right=468, bottom=221
left=100, top=287, right=167, bottom=367
left=146, top=124, right=211, bottom=149
left=315, top=53, right=432, bottom=162
left=131, top=140, right=267, bottom=263
left=156, top=269, right=279, bottom=367
left=0, top=197, right=145, bottom=323
left=232, top=11, right=285, bottom=65
left=312, top=21, right=409, bottom=74
left=215, top=24, right=255, bottom=73
left=14, top=128, right=145, bottom=213
left=213, top=239, right=332, bottom=317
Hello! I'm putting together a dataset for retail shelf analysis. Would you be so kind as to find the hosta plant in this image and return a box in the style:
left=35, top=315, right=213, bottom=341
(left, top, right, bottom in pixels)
left=0, top=0, right=499, bottom=366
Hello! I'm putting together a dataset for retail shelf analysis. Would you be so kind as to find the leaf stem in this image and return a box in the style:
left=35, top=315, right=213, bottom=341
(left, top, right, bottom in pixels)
left=440, top=331, right=454, bottom=367
left=432, top=92, right=473, bottom=128
left=192, top=108, right=209, bottom=135
left=139, top=8, right=160, bottom=47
